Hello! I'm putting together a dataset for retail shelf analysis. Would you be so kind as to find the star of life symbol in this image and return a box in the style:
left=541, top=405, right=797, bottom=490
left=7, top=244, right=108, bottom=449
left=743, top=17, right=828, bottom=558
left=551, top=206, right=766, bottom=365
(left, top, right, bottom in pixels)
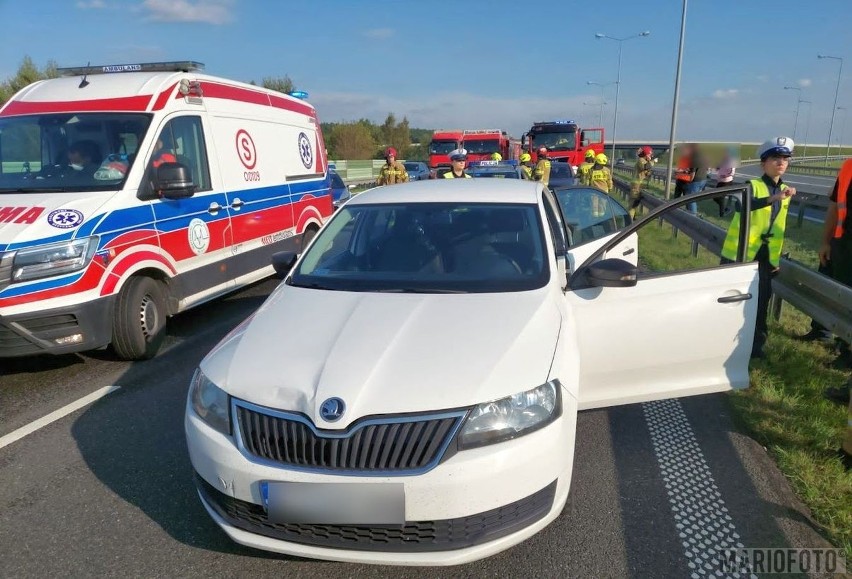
left=298, top=133, right=313, bottom=169
left=47, top=209, right=83, bottom=229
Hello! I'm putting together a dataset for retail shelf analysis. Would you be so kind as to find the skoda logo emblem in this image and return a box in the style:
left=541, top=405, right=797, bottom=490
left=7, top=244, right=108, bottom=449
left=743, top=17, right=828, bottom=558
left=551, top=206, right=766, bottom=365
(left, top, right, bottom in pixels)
left=320, top=397, right=345, bottom=422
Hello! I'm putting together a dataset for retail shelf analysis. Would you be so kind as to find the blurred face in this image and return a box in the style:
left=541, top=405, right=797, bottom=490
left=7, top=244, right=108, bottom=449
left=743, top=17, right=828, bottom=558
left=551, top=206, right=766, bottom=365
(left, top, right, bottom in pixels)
left=762, top=154, right=790, bottom=178
left=67, top=149, right=88, bottom=168
left=452, top=158, right=465, bottom=170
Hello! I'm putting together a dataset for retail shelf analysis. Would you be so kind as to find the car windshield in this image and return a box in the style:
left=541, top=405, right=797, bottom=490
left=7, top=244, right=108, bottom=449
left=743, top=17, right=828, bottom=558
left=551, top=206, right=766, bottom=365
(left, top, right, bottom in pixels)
left=429, top=140, right=458, bottom=155
left=533, top=131, right=576, bottom=151
left=0, top=113, right=152, bottom=193
left=462, top=139, right=500, bottom=154
left=404, top=163, right=421, bottom=171
left=290, top=202, right=549, bottom=293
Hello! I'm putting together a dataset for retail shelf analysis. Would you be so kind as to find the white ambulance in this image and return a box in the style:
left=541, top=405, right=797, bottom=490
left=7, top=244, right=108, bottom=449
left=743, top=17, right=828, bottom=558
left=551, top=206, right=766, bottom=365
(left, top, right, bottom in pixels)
left=0, top=61, right=333, bottom=360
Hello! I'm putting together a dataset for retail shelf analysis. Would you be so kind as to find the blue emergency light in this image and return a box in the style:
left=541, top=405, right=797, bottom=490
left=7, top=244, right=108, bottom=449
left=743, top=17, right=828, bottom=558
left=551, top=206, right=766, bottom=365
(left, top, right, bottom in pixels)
left=288, top=91, right=309, bottom=100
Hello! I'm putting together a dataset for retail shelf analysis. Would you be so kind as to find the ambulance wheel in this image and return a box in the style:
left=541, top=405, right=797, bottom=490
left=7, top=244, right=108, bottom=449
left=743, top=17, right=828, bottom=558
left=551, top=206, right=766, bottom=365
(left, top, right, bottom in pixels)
left=112, top=276, right=167, bottom=360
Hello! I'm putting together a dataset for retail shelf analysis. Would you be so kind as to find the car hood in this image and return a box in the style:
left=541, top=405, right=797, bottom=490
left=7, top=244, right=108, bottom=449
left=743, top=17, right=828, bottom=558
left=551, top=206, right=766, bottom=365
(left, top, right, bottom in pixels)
left=0, top=191, right=115, bottom=249
left=203, top=285, right=561, bottom=429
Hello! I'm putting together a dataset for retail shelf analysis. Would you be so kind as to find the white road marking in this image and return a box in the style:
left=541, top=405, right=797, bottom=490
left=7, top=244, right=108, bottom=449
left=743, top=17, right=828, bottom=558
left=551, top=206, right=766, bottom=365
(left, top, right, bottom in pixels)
left=0, top=385, right=120, bottom=450
left=643, top=399, right=757, bottom=579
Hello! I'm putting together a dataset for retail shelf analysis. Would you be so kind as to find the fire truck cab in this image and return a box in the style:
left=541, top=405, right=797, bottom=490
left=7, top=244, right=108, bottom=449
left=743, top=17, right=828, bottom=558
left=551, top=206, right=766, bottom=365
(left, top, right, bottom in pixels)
left=461, top=130, right=510, bottom=163
left=522, top=121, right=605, bottom=168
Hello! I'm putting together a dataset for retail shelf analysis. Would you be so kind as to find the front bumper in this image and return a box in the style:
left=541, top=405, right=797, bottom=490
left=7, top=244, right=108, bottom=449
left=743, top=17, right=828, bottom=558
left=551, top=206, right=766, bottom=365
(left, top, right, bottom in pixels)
left=0, top=295, right=114, bottom=357
left=185, top=394, right=577, bottom=565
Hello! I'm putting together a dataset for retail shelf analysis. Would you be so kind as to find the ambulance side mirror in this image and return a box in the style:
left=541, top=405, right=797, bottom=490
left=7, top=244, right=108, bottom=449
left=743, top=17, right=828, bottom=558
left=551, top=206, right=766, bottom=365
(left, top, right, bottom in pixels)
left=154, top=162, right=197, bottom=200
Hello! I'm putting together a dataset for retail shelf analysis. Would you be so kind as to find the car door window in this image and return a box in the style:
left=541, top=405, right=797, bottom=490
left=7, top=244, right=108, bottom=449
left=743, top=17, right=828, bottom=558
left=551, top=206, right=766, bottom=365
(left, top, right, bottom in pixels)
left=152, top=116, right=211, bottom=192
left=555, top=187, right=625, bottom=246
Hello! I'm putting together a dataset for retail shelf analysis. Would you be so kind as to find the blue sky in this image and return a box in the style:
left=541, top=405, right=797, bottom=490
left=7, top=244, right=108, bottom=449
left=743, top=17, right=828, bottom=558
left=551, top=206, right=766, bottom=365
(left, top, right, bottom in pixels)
left=3, top=0, right=851, bottom=146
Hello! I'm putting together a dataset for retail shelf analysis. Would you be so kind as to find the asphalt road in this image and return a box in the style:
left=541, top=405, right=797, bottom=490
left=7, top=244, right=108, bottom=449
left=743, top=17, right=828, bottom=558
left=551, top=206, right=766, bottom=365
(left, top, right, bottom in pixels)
left=736, top=164, right=836, bottom=197
left=0, top=279, right=837, bottom=578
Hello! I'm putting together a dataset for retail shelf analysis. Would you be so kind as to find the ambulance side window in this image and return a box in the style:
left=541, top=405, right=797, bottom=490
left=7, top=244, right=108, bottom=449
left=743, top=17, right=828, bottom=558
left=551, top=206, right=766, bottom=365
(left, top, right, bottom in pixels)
left=152, top=116, right=211, bottom=193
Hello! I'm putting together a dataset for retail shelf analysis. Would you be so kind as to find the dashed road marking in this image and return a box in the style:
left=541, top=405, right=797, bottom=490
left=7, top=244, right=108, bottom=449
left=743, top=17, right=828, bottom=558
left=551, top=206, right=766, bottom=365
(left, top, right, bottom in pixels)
left=0, top=385, right=120, bottom=450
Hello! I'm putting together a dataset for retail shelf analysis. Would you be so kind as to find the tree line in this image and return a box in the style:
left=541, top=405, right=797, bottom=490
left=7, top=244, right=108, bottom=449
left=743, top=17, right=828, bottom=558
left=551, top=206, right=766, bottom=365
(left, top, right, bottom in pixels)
left=0, top=56, right=432, bottom=161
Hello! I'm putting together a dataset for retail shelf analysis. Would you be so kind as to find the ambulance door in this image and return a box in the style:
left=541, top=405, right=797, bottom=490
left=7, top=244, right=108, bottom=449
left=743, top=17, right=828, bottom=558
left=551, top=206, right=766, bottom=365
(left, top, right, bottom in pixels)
left=148, top=116, right=234, bottom=305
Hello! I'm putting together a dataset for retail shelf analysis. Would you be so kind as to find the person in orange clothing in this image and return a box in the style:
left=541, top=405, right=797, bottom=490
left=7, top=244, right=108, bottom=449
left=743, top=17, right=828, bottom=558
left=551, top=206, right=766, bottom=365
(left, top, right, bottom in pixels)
left=672, top=143, right=694, bottom=201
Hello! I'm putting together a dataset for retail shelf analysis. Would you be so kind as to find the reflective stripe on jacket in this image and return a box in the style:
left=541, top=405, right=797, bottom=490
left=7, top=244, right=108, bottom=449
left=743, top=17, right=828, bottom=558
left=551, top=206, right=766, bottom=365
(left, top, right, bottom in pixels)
left=590, top=166, right=613, bottom=193
left=721, top=179, right=790, bottom=267
left=834, top=159, right=851, bottom=238
left=377, top=161, right=409, bottom=185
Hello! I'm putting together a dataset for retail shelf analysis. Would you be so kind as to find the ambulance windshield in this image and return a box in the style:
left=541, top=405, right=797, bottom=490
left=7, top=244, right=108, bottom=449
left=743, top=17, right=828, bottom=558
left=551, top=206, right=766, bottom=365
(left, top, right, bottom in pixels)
left=0, top=113, right=152, bottom=193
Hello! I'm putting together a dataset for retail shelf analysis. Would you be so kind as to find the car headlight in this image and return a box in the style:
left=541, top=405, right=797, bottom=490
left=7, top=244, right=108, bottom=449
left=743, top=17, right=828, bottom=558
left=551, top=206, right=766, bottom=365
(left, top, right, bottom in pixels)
left=189, top=369, right=231, bottom=435
left=11, top=236, right=99, bottom=283
left=459, top=380, right=562, bottom=449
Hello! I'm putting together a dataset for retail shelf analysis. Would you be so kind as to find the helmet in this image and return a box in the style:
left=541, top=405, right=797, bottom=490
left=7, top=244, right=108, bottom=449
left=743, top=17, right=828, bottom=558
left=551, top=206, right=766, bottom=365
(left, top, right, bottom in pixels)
left=595, top=153, right=608, bottom=165
left=520, top=153, right=532, bottom=163
left=757, top=137, right=794, bottom=161
left=385, top=147, right=397, bottom=158
left=490, top=152, right=502, bottom=161
left=640, top=146, right=653, bottom=157
left=584, top=149, right=596, bottom=160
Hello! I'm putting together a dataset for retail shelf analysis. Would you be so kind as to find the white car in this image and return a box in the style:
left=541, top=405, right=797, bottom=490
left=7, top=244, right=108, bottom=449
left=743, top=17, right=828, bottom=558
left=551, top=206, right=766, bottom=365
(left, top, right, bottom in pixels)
left=185, top=179, right=758, bottom=565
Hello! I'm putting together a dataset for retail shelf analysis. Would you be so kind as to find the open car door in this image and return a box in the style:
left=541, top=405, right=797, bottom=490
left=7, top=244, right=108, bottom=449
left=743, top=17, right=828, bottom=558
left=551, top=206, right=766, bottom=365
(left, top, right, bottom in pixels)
left=564, top=188, right=758, bottom=410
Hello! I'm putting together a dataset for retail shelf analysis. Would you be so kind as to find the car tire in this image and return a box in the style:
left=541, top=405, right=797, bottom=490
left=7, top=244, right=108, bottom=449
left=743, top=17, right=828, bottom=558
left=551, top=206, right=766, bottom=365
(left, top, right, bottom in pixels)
left=111, top=276, right=168, bottom=360
left=301, top=225, right=319, bottom=251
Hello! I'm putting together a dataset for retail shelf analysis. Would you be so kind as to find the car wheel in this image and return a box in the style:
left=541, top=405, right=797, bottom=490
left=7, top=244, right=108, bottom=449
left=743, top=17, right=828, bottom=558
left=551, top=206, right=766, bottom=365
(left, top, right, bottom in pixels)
left=111, top=276, right=167, bottom=360
left=302, top=225, right=319, bottom=250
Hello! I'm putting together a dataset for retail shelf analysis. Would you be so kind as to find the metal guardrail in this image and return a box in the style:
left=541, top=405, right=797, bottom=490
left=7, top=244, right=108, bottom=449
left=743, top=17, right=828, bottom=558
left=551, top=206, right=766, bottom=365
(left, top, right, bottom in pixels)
left=611, top=175, right=852, bottom=341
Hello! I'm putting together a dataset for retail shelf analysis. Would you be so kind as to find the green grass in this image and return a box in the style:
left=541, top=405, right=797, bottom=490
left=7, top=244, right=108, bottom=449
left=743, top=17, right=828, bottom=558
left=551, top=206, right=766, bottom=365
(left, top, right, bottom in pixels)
left=615, top=176, right=852, bottom=559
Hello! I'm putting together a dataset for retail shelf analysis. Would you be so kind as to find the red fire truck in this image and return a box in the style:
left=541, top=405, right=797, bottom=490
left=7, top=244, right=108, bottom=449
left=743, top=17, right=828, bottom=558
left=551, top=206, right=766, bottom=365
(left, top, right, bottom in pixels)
left=428, top=129, right=463, bottom=173
left=522, top=120, right=605, bottom=166
left=461, top=129, right=510, bottom=163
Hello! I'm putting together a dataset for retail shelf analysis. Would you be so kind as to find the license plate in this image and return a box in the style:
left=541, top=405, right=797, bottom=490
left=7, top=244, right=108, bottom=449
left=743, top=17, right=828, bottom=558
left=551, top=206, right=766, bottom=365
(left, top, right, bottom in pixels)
left=261, top=481, right=405, bottom=525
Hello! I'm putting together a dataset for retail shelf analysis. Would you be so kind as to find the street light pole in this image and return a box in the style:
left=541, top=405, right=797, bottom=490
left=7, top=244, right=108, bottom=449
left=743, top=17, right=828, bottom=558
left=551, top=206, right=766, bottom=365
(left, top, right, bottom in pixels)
left=801, top=100, right=812, bottom=158
left=587, top=80, right=616, bottom=128
left=664, top=0, right=687, bottom=199
left=783, top=86, right=803, bottom=139
left=837, top=106, right=848, bottom=152
left=817, top=54, right=843, bottom=165
left=595, top=30, right=651, bottom=165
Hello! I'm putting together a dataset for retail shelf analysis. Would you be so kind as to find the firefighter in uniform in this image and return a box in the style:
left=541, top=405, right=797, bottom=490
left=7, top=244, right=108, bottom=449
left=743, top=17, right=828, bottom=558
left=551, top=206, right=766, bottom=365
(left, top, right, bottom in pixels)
left=577, top=149, right=596, bottom=186
left=533, top=146, right=551, bottom=187
left=629, top=146, right=655, bottom=219
left=443, top=149, right=471, bottom=178
left=519, top=153, right=533, bottom=179
left=490, top=152, right=503, bottom=161
left=720, top=137, right=797, bottom=359
left=589, top=153, right=613, bottom=195
left=376, top=147, right=409, bottom=185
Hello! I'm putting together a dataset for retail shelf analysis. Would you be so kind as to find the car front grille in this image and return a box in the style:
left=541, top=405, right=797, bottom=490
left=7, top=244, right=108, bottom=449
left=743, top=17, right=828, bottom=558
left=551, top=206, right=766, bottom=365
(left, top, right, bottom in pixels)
left=196, top=473, right=557, bottom=553
left=235, top=402, right=466, bottom=475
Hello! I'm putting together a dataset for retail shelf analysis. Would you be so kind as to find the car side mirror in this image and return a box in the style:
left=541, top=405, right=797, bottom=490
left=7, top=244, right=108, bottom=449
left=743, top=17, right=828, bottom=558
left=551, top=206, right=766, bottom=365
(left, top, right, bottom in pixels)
left=272, top=251, right=298, bottom=279
left=578, top=258, right=637, bottom=288
left=155, top=162, right=196, bottom=200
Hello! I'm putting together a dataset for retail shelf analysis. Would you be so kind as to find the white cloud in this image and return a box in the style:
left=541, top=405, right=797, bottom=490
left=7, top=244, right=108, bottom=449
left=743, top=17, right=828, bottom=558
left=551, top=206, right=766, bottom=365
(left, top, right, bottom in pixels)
left=141, top=0, right=233, bottom=25
left=362, top=28, right=394, bottom=40
left=76, top=0, right=107, bottom=8
left=712, top=89, right=739, bottom=100
left=798, top=79, right=812, bottom=87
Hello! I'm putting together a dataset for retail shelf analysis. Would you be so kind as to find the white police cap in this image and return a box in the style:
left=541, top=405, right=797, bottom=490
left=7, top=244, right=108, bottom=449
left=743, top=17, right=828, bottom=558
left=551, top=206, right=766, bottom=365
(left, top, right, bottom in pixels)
left=449, top=148, right=468, bottom=161
left=758, top=136, right=794, bottom=160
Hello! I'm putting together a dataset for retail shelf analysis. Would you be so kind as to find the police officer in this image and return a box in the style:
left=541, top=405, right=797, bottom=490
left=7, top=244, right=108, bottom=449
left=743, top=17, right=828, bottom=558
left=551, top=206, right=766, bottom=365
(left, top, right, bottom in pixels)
left=533, top=146, right=551, bottom=187
left=443, top=149, right=471, bottom=178
left=577, top=149, right=596, bottom=186
left=629, top=146, right=655, bottom=219
left=720, top=137, right=797, bottom=359
left=519, top=153, right=534, bottom=179
left=377, top=147, right=409, bottom=185
left=590, top=153, right=613, bottom=195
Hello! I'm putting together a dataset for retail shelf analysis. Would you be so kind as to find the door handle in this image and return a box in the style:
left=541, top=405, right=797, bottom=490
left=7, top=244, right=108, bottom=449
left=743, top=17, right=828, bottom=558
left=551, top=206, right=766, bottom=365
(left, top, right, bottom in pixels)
left=208, top=202, right=222, bottom=214
left=230, top=198, right=244, bottom=210
left=622, top=247, right=635, bottom=256
left=717, top=293, right=752, bottom=303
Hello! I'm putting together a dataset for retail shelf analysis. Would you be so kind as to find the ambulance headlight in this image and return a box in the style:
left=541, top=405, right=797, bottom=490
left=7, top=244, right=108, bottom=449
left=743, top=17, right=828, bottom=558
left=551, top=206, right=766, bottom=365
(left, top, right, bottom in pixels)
left=11, top=236, right=99, bottom=283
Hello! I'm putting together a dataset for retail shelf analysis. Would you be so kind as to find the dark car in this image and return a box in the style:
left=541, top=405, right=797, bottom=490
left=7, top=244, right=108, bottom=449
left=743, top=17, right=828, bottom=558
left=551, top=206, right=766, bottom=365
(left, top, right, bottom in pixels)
left=547, top=161, right=577, bottom=189
left=552, top=185, right=630, bottom=246
left=403, top=161, right=430, bottom=181
left=467, top=160, right=523, bottom=179
left=329, top=169, right=351, bottom=209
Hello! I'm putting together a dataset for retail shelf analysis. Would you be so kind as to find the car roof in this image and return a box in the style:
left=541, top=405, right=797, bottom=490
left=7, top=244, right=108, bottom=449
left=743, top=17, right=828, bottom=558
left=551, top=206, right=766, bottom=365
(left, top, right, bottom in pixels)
left=350, top=178, right=542, bottom=205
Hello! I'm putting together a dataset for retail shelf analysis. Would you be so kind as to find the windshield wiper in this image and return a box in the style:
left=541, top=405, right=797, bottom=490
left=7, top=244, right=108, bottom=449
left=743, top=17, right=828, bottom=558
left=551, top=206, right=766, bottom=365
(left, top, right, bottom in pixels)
left=0, top=187, right=70, bottom=193
left=373, top=288, right=467, bottom=294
